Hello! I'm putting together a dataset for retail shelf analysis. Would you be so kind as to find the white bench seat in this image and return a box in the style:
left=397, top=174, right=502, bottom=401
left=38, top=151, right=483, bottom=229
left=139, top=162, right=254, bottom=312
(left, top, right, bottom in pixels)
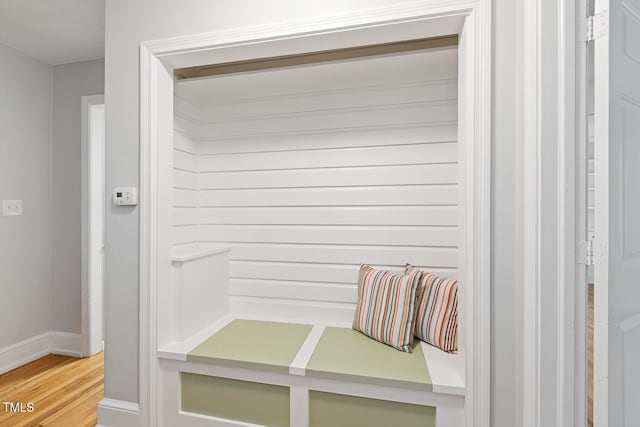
left=158, top=316, right=464, bottom=427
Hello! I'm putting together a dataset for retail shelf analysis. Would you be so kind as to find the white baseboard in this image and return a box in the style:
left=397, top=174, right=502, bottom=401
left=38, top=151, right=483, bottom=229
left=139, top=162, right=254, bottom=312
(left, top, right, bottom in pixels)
left=0, top=331, right=85, bottom=375
left=97, top=398, right=140, bottom=427
left=0, top=332, right=51, bottom=375
left=50, top=331, right=83, bottom=357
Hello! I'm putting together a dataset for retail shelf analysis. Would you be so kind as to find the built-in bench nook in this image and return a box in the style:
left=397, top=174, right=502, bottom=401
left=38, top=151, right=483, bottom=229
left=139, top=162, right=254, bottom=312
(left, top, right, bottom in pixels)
left=158, top=41, right=472, bottom=427
left=159, top=246, right=464, bottom=427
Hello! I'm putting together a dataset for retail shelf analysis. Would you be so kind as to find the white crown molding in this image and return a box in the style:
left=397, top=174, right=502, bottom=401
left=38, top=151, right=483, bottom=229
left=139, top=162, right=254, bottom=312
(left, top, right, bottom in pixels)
left=144, top=0, right=476, bottom=57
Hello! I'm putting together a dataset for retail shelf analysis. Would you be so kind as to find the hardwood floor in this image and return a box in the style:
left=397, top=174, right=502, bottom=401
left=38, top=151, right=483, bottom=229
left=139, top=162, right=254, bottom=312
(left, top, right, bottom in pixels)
left=0, top=352, right=103, bottom=427
left=588, top=282, right=594, bottom=427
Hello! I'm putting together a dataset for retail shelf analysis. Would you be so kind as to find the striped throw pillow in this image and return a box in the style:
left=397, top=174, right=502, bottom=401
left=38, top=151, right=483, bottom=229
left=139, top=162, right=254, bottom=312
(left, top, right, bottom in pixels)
left=352, top=265, right=422, bottom=352
left=406, top=265, right=458, bottom=353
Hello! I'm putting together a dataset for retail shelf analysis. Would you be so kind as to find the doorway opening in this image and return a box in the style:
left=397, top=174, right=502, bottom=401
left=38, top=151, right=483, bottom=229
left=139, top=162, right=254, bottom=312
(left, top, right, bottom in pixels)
left=81, top=95, right=106, bottom=357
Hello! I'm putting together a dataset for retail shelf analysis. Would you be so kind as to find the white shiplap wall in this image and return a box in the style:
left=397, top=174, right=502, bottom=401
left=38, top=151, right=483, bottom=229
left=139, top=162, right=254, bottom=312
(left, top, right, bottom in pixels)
left=174, top=48, right=459, bottom=321
left=173, top=96, right=199, bottom=246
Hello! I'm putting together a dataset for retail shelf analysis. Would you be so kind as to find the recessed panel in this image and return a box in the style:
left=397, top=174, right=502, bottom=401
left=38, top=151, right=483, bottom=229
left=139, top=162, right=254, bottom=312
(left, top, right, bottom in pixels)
left=624, top=12, right=640, bottom=64
left=622, top=315, right=640, bottom=427
left=309, top=390, right=435, bottom=427
left=182, top=373, right=290, bottom=427
left=622, top=99, right=640, bottom=257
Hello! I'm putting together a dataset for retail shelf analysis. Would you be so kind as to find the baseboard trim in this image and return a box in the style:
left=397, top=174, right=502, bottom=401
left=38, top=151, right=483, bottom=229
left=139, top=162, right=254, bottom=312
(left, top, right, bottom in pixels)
left=0, top=333, right=51, bottom=375
left=97, top=398, right=141, bottom=427
left=0, top=331, right=85, bottom=375
left=50, top=331, right=83, bottom=357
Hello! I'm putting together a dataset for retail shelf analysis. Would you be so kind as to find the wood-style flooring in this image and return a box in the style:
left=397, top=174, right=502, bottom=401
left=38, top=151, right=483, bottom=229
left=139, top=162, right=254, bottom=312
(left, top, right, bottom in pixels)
left=588, top=282, right=594, bottom=427
left=0, top=352, right=103, bottom=427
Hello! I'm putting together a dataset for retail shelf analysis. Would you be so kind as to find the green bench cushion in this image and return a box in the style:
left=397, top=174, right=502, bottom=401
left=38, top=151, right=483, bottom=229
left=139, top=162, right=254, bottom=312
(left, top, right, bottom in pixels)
left=306, top=327, right=432, bottom=391
left=187, top=319, right=313, bottom=373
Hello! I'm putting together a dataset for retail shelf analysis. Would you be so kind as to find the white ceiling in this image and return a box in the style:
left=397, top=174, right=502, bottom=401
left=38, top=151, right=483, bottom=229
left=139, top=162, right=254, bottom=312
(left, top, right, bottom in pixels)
left=0, top=0, right=104, bottom=65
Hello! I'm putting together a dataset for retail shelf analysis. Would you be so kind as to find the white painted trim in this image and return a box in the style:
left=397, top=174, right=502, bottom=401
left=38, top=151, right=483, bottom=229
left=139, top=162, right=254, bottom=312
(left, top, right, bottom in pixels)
left=289, top=325, right=326, bottom=376
left=519, top=0, right=542, bottom=425
left=0, top=331, right=84, bottom=375
left=158, top=315, right=234, bottom=361
left=572, top=4, right=590, bottom=418
left=170, top=244, right=230, bottom=263
left=97, top=398, right=141, bottom=427
left=519, top=0, right=583, bottom=425
left=457, top=7, right=492, bottom=426
left=140, top=2, right=491, bottom=425
left=81, top=93, right=105, bottom=358
left=421, top=342, right=465, bottom=396
left=290, top=385, right=309, bottom=427
left=178, top=411, right=266, bottom=427
left=307, top=376, right=464, bottom=408
left=139, top=42, right=157, bottom=427
left=50, top=332, right=83, bottom=358
left=0, top=333, right=50, bottom=375
left=557, top=0, right=581, bottom=426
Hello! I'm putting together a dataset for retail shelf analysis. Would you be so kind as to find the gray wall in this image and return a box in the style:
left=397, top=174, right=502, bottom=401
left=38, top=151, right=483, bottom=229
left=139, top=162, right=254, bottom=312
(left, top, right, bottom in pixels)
left=0, top=43, right=52, bottom=348
left=104, top=0, right=527, bottom=423
left=51, top=59, right=105, bottom=334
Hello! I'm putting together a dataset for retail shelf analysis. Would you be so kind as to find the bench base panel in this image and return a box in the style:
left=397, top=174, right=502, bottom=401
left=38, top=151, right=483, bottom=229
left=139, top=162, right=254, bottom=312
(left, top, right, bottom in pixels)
left=182, top=372, right=290, bottom=427
left=309, top=390, right=435, bottom=427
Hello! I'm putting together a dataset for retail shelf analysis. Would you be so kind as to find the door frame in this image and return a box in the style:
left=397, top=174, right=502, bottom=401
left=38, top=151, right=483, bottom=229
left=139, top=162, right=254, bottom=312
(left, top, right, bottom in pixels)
left=81, top=94, right=106, bottom=357
left=517, top=0, right=592, bottom=425
left=138, top=2, right=491, bottom=426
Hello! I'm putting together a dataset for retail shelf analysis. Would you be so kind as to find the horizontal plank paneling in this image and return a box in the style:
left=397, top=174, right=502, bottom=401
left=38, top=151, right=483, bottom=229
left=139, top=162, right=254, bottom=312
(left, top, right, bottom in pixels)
left=198, top=225, right=457, bottom=247
left=173, top=95, right=200, bottom=249
left=230, top=279, right=357, bottom=303
left=230, top=269, right=458, bottom=304
left=198, top=185, right=457, bottom=207
left=173, top=115, right=200, bottom=138
left=174, top=188, right=197, bottom=207
left=227, top=243, right=458, bottom=267
left=173, top=207, right=198, bottom=226
left=229, top=296, right=357, bottom=322
left=174, top=130, right=199, bottom=154
left=230, top=261, right=364, bottom=284
left=197, top=206, right=457, bottom=226
left=199, top=80, right=456, bottom=120
left=198, top=142, right=456, bottom=172
left=173, top=149, right=197, bottom=171
left=199, top=163, right=458, bottom=189
left=198, top=125, right=457, bottom=154
left=173, top=169, right=197, bottom=190
left=174, top=94, right=201, bottom=121
left=173, top=225, right=198, bottom=245
left=229, top=261, right=458, bottom=285
left=198, top=101, right=456, bottom=138
left=175, top=48, right=459, bottom=314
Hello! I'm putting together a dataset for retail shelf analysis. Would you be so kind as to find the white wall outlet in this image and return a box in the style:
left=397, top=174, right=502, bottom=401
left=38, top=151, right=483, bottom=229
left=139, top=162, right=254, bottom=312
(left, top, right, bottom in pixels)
left=112, top=187, right=138, bottom=206
left=2, top=200, right=23, bottom=216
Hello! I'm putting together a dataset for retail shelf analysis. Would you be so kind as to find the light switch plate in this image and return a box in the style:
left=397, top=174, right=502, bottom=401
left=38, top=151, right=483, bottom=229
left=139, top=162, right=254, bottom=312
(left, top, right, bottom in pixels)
left=2, top=200, right=23, bottom=216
